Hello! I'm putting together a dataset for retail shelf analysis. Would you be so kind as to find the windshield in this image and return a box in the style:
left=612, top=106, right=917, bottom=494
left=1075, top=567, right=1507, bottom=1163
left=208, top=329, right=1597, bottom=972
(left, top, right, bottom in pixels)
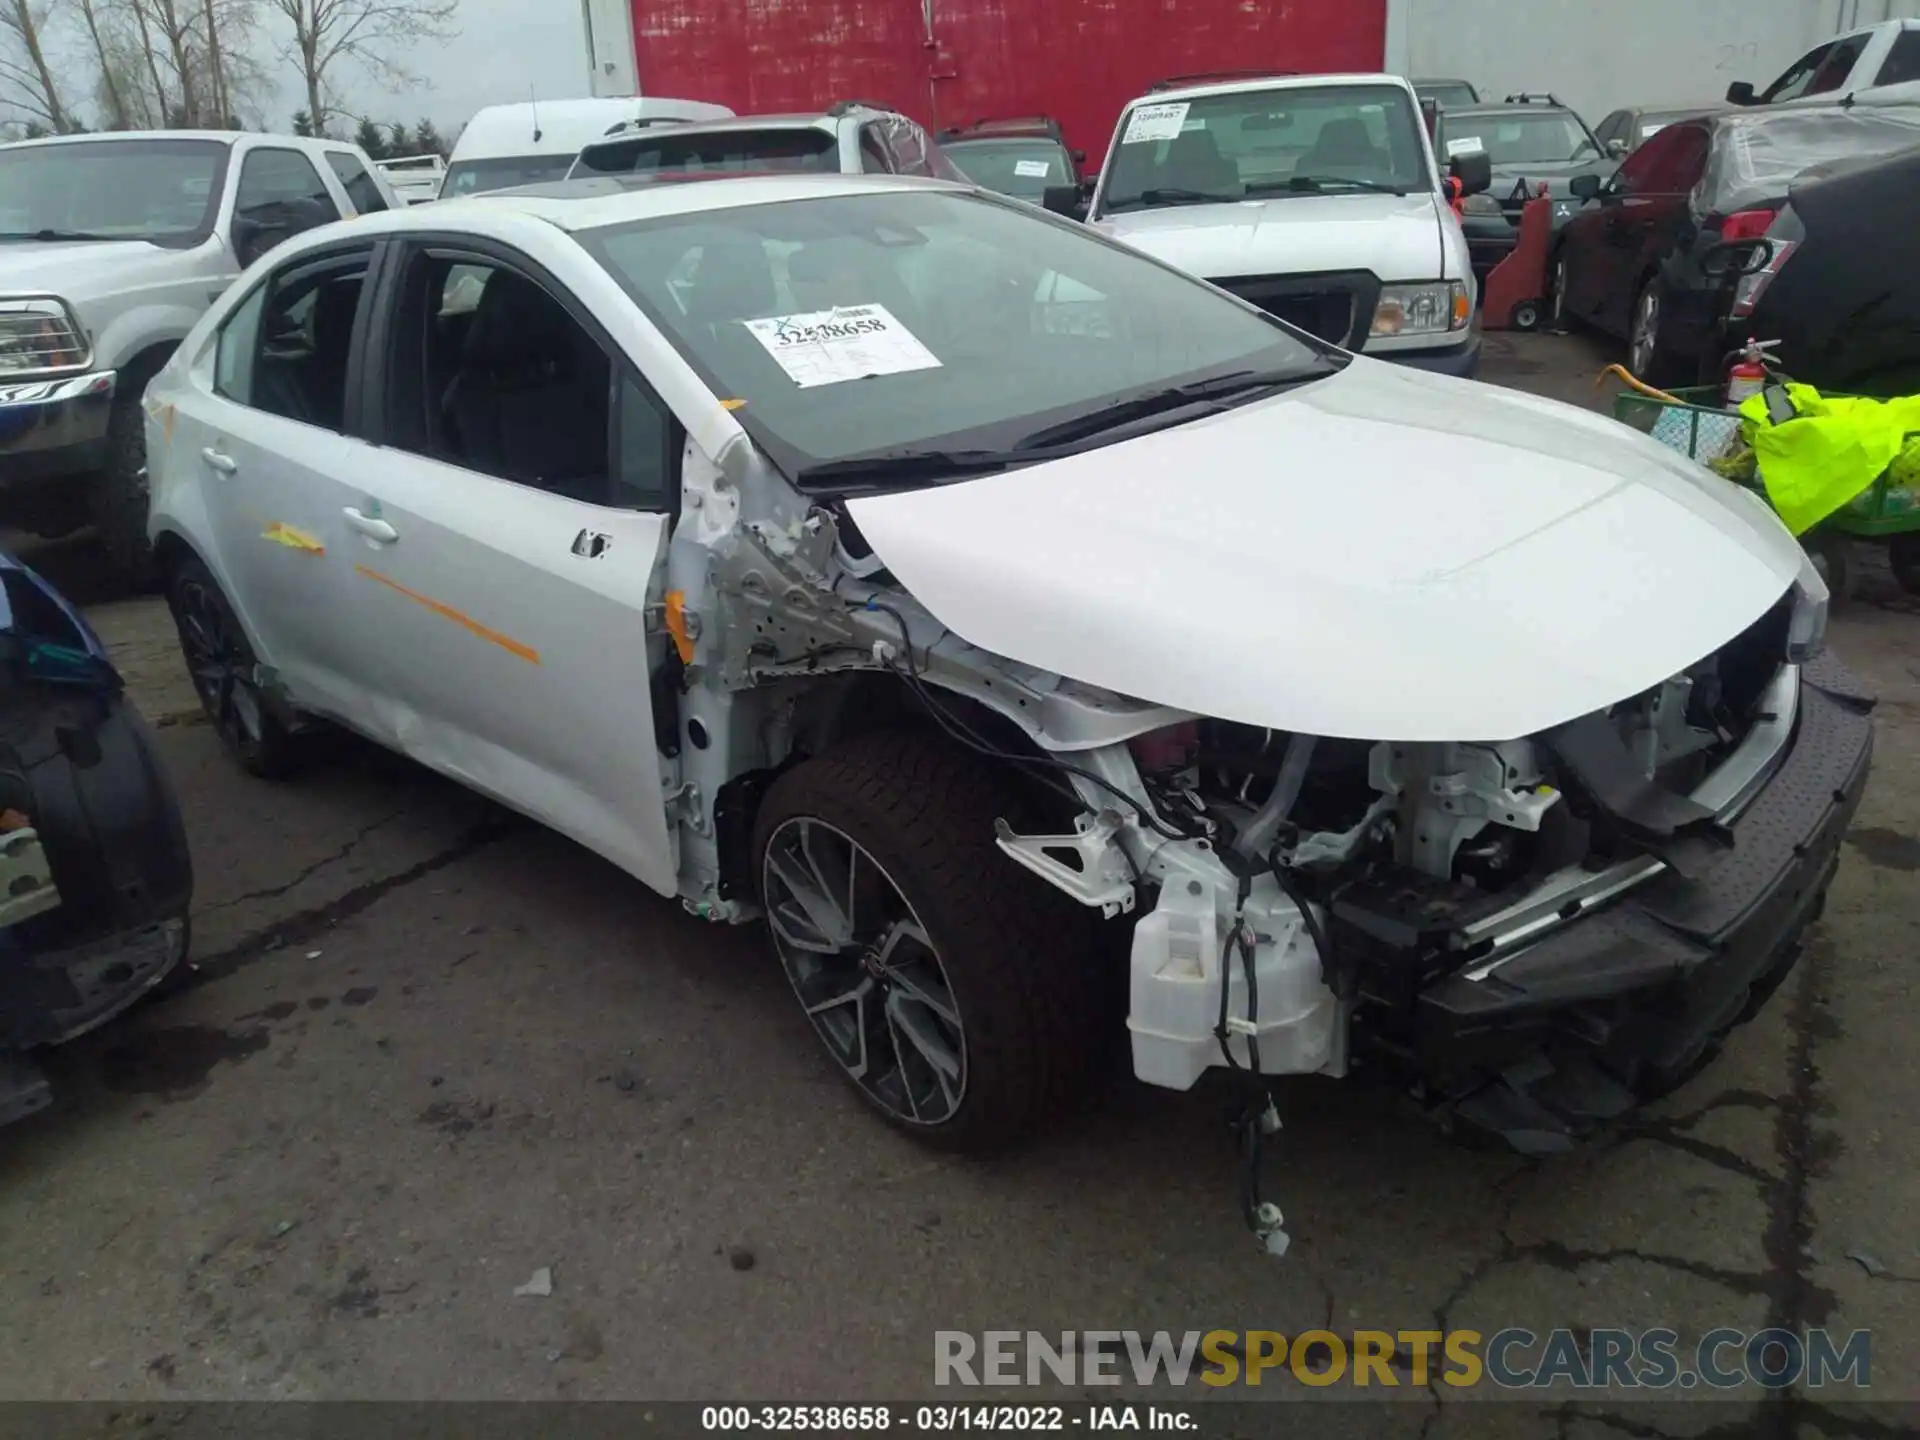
left=576, top=127, right=839, bottom=178
left=577, top=190, right=1331, bottom=488
left=1437, top=111, right=1601, bottom=166
left=443, top=154, right=577, bottom=197
left=1102, top=84, right=1430, bottom=213
left=0, top=138, right=224, bottom=242
left=942, top=138, right=1075, bottom=198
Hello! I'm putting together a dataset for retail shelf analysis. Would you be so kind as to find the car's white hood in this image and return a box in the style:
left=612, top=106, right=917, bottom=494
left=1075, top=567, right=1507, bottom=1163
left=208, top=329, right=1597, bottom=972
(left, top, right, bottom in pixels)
left=1093, top=192, right=1445, bottom=282
left=0, top=239, right=183, bottom=302
left=845, top=358, right=1805, bottom=743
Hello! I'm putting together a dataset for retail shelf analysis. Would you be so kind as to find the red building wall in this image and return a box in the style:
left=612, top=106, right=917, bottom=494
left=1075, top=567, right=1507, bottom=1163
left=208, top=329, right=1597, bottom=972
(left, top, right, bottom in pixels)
left=630, top=0, right=1389, bottom=163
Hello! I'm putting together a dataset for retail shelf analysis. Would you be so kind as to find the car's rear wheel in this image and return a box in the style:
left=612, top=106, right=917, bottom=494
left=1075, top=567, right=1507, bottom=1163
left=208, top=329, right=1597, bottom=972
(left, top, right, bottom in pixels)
left=164, top=554, right=310, bottom=778
left=752, top=731, right=1100, bottom=1153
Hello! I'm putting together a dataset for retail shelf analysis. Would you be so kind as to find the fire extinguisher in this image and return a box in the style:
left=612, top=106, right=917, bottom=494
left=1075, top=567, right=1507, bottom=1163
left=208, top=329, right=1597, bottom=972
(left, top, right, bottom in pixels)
left=1725, top=337, right=1780, bottom=408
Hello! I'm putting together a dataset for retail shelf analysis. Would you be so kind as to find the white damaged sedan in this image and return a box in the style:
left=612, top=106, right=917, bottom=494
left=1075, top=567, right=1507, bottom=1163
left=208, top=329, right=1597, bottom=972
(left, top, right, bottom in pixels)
left=143, top=173, right=1872, bottom=1241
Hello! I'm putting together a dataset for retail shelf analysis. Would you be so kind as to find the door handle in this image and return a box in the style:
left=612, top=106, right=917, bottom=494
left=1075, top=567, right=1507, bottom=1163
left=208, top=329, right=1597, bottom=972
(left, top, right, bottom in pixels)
left=342, top=506, right=398, bottom=544
left=201, top=446, right=238, bottom=475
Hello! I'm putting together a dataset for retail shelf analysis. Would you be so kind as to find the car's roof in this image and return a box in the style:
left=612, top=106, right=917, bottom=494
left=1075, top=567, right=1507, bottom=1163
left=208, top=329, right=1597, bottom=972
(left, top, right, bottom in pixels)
left=454, top=97, right=735, bottom=157
left=0, top=128, right=349, bottom=152
left=585, top=113, right=840, bottom=146
left=1444, top=102, right=1574, bottom=119
left=1135, top=71, right=1417, bottom=104
left=398, top=171, right=963, bottom=234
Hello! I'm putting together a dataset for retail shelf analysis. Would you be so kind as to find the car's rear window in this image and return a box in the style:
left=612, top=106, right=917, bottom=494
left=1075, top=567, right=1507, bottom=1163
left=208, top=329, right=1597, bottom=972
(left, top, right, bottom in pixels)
left=1702, top=109, right=1920, bottom=212
left=575, top=128, right=840, bottom=178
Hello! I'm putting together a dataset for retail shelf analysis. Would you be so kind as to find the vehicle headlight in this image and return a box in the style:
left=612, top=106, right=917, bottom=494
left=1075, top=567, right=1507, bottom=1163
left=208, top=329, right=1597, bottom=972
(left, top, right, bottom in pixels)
left=1371, top=281, right=1471, bottom=338
left=0, top=298, right=90, bottom=376
left=1459, top=193, right=1504, bottom=216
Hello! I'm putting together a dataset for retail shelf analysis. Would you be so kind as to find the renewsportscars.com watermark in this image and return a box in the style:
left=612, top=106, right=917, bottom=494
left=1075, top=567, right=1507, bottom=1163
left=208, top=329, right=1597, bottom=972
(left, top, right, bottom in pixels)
left=935, top=1329, right=1872, bottom=1391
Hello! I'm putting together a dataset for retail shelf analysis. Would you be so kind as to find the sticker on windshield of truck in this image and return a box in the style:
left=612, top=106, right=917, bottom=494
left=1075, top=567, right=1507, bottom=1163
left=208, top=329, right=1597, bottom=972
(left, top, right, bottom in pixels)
left=1015, top=158, right=1052, bottom=177
left=1122, top=102, right=1190, bottom=145
left=1445, top=137, right=1485, bottom=156
left=742, top=304, right=942, bottom=389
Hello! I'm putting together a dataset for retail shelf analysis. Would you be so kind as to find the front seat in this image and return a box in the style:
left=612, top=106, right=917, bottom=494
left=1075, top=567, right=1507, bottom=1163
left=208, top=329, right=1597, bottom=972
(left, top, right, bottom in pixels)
left=1164, top=130, right=1240, bottom=194
left=1303, top=118, right=1385, bottom=177
left=301, top=278, right=361, bottom=432
left=441, top=271, right=608, bottom=496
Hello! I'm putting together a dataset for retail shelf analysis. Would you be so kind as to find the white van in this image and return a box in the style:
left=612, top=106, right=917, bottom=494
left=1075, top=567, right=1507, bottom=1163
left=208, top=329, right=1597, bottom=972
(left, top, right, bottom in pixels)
left=443, top=97, right=734, bottom=199
left=1080, top=73, right=1490, bottom=377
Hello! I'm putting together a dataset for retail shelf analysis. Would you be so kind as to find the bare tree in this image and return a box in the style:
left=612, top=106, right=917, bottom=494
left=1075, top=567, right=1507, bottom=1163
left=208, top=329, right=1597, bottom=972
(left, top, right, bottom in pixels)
left=0, top=0, right=74, bottom=132
left=268, top=0, right=459, bottom=138
left=78, top=0, right=133, bottom=128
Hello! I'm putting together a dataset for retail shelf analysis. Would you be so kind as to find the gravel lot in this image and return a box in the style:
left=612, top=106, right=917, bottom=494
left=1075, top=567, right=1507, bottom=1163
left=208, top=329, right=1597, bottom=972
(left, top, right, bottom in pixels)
left=1, top=331, right=1915, bottom=1434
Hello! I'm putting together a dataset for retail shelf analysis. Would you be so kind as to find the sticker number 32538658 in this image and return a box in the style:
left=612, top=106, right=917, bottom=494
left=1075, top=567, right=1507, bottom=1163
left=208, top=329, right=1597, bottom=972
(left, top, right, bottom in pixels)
left=742, top=304, right=942, bottom=389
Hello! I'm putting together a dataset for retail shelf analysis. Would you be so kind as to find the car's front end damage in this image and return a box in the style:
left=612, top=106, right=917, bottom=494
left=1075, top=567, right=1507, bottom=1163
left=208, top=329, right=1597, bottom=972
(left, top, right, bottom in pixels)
left=0, top=550, right=193, bottom=1128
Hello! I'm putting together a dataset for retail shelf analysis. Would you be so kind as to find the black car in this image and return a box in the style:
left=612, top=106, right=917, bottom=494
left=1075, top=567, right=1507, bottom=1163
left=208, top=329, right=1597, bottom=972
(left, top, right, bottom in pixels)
left=0, top=548, right=193, bottom=1128
left=934, top=116, right=1082, bottom=203
left=1592, top=102, right=1728, bottom=160
left=1728, top=142, right=1920, bottom=398
left=1434, top=98, right=1614, bottom=279
left=1553, top=104, right=1920, bottom=385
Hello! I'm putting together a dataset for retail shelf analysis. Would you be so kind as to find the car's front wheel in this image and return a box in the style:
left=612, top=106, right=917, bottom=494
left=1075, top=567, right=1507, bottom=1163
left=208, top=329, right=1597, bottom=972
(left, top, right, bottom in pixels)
left=752, top=731, right=1100, bottom=1152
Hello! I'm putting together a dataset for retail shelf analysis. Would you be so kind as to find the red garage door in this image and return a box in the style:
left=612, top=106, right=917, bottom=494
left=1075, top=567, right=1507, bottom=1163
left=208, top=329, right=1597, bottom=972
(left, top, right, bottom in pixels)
left=632, top=0, right=1388, bottom=162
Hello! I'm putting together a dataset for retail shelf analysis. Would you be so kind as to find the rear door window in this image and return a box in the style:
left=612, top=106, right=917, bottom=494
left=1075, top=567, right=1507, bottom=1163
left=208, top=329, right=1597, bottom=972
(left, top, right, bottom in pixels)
left=324, top=151, right=389, bottom=214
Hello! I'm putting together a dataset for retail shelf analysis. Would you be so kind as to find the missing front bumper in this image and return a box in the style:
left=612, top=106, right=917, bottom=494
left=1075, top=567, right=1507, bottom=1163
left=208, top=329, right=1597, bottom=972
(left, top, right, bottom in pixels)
left=1405, top=658, right=1874, bottom=1150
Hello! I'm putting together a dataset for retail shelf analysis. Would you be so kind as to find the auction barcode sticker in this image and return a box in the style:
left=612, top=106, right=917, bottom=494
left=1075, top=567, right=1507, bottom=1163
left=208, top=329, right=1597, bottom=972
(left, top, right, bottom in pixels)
left=742, top=304, right=942, bottom=389
left=1122, top=102, right=1190, bottom=145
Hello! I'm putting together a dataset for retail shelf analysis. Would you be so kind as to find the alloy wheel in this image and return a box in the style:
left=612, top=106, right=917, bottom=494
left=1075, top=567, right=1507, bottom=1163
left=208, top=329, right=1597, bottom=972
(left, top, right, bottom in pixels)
left=1630, top=286, right=1661, bottom=376
left=761, top=816, right=967, bottom=1126
left=171, top=576, right=267, bottom=760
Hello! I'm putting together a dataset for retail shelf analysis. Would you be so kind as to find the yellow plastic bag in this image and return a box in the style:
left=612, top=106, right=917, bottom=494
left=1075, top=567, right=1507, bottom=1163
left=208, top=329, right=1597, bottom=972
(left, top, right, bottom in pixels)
left=1739, top=384, right=1920, bottom=535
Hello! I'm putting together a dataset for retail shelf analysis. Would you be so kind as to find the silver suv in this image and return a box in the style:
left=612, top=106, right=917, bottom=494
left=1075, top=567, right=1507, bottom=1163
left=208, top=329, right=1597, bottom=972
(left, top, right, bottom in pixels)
left=0, top=130, right=394, bottom=581
left=568, top=101, right=969, bottom=182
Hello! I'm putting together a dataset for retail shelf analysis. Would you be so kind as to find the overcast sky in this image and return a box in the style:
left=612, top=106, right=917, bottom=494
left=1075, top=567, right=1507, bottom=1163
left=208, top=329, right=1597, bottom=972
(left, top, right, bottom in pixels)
left=299, top=0, right=592, bottom=134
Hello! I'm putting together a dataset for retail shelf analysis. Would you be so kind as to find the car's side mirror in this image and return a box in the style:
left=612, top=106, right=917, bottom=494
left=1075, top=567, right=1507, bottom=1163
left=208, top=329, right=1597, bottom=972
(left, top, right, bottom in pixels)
left=1569, top=172, right=1605, bottom=202
left=1042, top=184, right=1088, bottom=220
left=1448, top=148, right=1493, bottom=197
left=1726, top=81, right=1758, bottom=106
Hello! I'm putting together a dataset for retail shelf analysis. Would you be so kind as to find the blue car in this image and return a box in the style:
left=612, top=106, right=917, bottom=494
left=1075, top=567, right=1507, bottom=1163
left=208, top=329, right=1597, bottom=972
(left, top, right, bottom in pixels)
left=0, top=549, right=192, bottom=1127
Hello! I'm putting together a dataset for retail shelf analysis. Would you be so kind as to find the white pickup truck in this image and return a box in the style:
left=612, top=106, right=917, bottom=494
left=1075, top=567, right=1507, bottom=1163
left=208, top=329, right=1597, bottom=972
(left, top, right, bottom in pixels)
left=0, top=129, right=393, bottom=581
left=1727, top=18, right=1920, bottom=109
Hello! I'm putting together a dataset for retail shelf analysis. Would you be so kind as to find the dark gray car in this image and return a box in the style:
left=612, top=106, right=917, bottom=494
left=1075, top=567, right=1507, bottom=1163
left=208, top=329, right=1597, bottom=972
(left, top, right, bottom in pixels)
left=1435, top=99, right=1616, bottom=278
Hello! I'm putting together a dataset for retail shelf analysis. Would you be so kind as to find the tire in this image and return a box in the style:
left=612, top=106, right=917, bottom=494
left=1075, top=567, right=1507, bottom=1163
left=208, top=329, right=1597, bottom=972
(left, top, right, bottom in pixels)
left=1627, top=278, right=1682, bottom=387
left=752, top=730, right=1100, bottom=1153
left=163, top=553, right=312, bottom=778
left=87, top=367, right=162, bottom=590
left=1889, top=533, right=1920, bottom=596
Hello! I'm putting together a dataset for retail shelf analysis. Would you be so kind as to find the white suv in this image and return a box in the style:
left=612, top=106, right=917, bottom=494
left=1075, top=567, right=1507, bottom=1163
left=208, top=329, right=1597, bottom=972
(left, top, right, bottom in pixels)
left=0, top=130, right=394, bottom=580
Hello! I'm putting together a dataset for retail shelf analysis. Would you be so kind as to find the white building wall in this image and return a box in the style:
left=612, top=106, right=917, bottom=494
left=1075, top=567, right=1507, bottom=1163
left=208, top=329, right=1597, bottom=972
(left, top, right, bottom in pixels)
left=1385, top=0, right=1920, bottom=126
left=580, top=0, right=640, bottom=97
